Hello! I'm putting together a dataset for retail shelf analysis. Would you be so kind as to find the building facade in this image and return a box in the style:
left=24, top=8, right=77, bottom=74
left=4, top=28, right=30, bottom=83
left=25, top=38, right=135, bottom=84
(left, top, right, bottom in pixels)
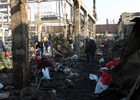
left=0, top=0, right=11, bottom=23
left=118, top=12, right=140, bottom=39
left=96, top=24, right=118, bottom=40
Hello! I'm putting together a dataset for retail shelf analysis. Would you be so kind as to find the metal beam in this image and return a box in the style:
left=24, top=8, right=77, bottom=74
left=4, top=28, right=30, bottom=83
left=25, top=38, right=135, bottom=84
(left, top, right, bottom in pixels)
left=80, top=0, right=96, bottom=22
left=0, top=13, right=11, bottom=17
left=1, top=21, right=68, bottom=25
left=28, top=0, right=64, bottom=3
left=0, top=23, right=11, bottom=25
left=66, top=0, right=72, bottom=6
left=0, top=0, right=65, bottom=4
left=28, top=20, right=63, bottom=24
left=0, top=2, right=10, bottom=5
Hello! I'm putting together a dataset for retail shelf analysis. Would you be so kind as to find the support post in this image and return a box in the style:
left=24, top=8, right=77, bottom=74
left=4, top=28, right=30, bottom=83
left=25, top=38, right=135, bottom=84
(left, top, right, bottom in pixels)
left=83, top=12, right=88, bottom=49
left=1, top=14, right=4, bottom=43
left=37, top=1, right=41, bottom=41
left=84, top=12, right=88, bottom=38
left=75, top=2, right=81, bottom=56
left=64, top=0, right=67, bottom=39
left=11, top=0, right=29, bottom=89
left=93, top=22, right=96, bottom=38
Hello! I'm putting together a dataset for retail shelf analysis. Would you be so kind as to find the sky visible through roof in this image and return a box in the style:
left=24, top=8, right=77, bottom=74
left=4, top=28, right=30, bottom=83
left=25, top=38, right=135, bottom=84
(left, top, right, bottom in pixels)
left=28, top=0, right=140, bottom=24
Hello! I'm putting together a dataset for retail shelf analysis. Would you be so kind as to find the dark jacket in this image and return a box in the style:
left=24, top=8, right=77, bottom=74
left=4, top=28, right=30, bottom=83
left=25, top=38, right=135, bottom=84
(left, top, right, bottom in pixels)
left=86, top=40, right=96, bottom=54
left=85, top=41, right=90, bottom=53
left=38, top=58, right=55, bottom=70
left=36, top=41, right=43, bottom=49
left=69, top=40, right=73, bottom=44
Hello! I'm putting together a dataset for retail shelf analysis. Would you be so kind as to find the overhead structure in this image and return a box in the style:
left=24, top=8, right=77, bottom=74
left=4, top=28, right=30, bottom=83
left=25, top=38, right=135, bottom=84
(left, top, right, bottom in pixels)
left=73, top=0, right=97, bottom=56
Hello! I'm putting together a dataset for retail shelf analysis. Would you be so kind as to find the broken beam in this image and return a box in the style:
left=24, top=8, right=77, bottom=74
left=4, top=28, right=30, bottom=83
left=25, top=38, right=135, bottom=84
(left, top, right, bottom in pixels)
left=28, top=20, right=63, bottom=24
left=0, top=2, right=10, bottom=5
left=28, top=0, right=64, bottom=3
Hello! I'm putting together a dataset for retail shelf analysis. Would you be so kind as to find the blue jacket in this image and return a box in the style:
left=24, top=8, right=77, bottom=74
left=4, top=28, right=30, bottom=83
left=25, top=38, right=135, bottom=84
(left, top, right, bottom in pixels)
left=0, top=40, right=6, bottom=52
left=45, top=40, right=50, bottom=48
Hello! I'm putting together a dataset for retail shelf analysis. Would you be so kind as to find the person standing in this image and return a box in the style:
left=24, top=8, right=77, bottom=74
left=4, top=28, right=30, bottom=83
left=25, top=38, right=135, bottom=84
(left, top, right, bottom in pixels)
left=43, top=38, right=51, bottom=57
left=87, top=37, right=97, bottom=66
left=69, top=38, right=73, bottom=49
left=104, top=39, right=108, bottom=49
left=103, top=39, right=108, bottom=56
left=0, top=40, right=7, bottom=68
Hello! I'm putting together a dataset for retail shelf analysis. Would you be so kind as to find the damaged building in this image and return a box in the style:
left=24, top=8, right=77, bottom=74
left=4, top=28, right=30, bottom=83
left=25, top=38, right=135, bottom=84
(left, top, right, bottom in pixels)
left=0, top=0, right=140, bottom=100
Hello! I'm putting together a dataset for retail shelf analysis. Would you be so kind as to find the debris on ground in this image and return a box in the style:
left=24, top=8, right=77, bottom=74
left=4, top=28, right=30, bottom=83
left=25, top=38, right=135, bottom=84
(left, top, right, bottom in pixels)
left=1, top=18, right=140, bottom=100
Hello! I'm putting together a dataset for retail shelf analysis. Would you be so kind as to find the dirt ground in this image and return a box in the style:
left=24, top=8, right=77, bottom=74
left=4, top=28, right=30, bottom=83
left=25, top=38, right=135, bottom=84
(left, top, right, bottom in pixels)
left=0, top=46, right=126, bottom=100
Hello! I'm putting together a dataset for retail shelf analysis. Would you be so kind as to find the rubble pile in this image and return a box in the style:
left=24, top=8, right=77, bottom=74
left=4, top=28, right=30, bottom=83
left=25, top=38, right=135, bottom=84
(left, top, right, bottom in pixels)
left=108, top=39, right=125, bottom=58
left=108, top=18, right=140, bottom=91
left=50, top=33, right=75, bottom=59
left=94, top=18, right=140, bottom=100
left=27, top=54, right=96, bottom=100
left=1, top=18, right=140, bottom=100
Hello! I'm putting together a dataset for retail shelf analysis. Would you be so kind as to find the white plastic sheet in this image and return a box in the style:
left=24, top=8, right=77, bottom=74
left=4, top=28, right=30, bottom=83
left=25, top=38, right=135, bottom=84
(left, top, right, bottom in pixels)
left=120, top=97, right=126, bottom=100
left=89, top=74, right=98, bottom=82
left=94, top=78, right=108, bottom=94
left=99, top=67, right=109, bottom=72
left=99, top=57, right=104, bottom=63
left=42, top=68, right=50, bottom=79
left=0, top=92, right=10, bottom=99
left=72, top=55, right=78, bottom=59
left=0, top=83, right=3, bottom=89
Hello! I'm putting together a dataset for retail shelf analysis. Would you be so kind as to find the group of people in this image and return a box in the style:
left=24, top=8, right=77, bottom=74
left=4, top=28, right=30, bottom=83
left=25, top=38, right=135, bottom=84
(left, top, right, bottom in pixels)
left=35, top=37, right=51, bottom=58
left=34, top=38, right=54, bottom=78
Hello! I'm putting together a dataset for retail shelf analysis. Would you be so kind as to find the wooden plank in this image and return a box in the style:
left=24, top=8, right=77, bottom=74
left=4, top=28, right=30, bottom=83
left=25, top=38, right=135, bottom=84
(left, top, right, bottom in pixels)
left=127, top=74, right=140, bottom=100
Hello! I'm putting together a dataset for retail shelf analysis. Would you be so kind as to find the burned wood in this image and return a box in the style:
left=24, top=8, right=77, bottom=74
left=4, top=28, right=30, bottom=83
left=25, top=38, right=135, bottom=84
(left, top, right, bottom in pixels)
left=108, top=18, right=140, bottom=92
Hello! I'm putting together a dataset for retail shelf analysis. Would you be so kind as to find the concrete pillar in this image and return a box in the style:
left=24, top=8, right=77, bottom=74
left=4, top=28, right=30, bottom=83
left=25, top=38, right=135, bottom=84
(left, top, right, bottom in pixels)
left=64, top=0, right=67, bottom=39
left=70, top=5, right=73, bottom=36
left=71, top=5, right=73, bottom=23
left=75, top=2, right=81, bottom=56
left=11, top=0, right=29, bottom=89
left=37, top=1, right=41, bottom=41
left=83, top=12, right=88, bottom=50
left=93, top=22, right=96, bottom=38
left=84, top=12, right=88, bottom=38
left=1, top=14, right=4, bottom=43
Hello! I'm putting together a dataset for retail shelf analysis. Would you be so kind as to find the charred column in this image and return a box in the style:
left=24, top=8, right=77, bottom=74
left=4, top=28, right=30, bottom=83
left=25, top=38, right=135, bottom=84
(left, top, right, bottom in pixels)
left=75, top=1, right=81, bottom=56
left=64, top=0, right=67, bottom=39
left=11, top=0, right=29, bottom=89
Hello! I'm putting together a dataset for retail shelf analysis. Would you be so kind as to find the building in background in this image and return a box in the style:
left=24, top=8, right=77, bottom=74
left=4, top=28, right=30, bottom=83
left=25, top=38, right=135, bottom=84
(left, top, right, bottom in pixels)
left=118, top=12, right=140, bottom=39
left=0, top=0, right=31, bottom=23
left=34, top=11, right=58, bottom=21
left=0, top=0, right=11, bottom=24
left=96, top=24, right=118, bottom=40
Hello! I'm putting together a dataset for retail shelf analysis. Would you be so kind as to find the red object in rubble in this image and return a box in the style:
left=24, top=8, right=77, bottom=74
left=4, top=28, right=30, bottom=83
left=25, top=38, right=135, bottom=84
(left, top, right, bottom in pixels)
left=100, top=72, right=113, bottom=85
left=5, top=53, right=11, bottom=56
left=34, top=56, right=40, bottom=61
left=105, top=60, right=121, bottom=69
